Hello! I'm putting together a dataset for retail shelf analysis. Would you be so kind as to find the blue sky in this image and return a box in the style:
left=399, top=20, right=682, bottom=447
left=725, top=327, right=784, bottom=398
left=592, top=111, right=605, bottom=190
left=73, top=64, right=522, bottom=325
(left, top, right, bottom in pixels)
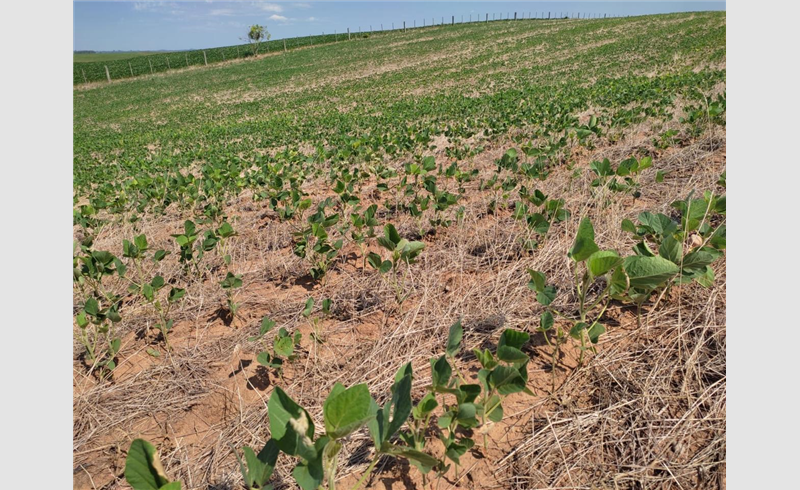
left=73, top=1, right=725, bottom=51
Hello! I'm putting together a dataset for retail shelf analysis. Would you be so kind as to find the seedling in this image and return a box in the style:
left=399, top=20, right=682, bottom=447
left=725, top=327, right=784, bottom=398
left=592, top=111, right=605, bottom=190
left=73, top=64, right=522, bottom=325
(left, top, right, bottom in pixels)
left=220, top=271, right=243, bottom=319
left=250, top=317, right=302, bottom=377
left=367, top=224, right=425, bottom=303
left=136, top=275, right=185, bottom=350
left=350, top=204, right=379, bottom=268
left=302, top=297, right=331, bottom=344
left=293, top=201, right=343, bottom=281
left=76, top=296, right=122, bottom=378
left=530, top=218, right=626, bottom=379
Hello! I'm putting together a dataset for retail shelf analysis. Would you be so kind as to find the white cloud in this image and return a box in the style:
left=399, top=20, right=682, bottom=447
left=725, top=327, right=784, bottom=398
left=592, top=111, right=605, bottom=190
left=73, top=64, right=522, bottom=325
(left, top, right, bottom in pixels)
left=269, top=14, right=288, bottom=21
left=307, top=16, right=317, bottom=21
left=210, top=8, right=235, bottom=16
left=293, top=3, right=312, bottom=8
left=259, top=3, right=284, bottom=13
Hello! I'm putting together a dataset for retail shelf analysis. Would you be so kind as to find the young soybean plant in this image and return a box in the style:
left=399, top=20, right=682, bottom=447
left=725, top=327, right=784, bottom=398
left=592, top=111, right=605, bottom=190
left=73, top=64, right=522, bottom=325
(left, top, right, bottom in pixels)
left=249, top=316, right=302, bottom=377
left=529, top=217, right=627, bottom=373
left=220, top=271, right=243, bottom=319
left=137, top=275, right=186, bottom=352
left=266, top=384, right=375, bottom=490
left=76, top=296, right=122, bottom=378
left=350, top=204, right=379, bottom=268
left=367, top=224, right=425, bottom=303
left=303, top=297, right=332, bottom=344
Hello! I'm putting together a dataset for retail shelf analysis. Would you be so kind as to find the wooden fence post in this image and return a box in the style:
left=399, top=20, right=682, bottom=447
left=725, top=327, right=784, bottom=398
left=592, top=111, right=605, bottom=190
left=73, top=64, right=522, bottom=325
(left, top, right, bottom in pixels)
left=129, top=62, right=133, bottom=76
left=514, top=12, right=517, bottom=20
left=203, top=51, right=207, bottom=66
left=403, top=21, right=406, bottom=32
left=105, top=65, right=111, bottom=82
left=149, top=59, right=153, bottom=74
left=82, top=69, right=87, bottom=84
left=185, top=53, right=188, bottom=66
left=451, top=15, right=454, bottom=25
left=166, top=57, right=170, bottom=69
left=348, top=28, right=350, bottom=40
left=486, top=13, right=488, bottom=21
left=221, top=51, right=225, bottom=61
left=284, top=39, right=287, bottom=51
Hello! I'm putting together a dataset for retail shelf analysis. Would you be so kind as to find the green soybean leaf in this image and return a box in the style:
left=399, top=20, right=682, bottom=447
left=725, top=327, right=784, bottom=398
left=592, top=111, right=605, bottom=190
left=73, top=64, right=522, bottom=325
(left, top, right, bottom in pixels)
left=621, top=218, right=637, bottom=234
left=384, top=444, right=439, bottom=471
left=274, top=336, right=294, bottom=358
left=623, top=256, right=679, bottom=290
left=260, top=317, right=276, bottom=336
left=539, top=311, right=554, bottom=331
left=125, top=439, right=172, bottom=490
left=569, top=217, right=599, bottom=262
left=84, top=297, right=99, bottom=316
left=497, top=345, right=528, bottom=364
left=168, top=287, right=185, bottom=303
left=472, top=348, right=497, bottom=370
left=150, top=275, right=165, bottom=289
left=385, top=224, right=401, bottom=246
left=587, top=250, right=623, bottom=277
left=527, top=269, right=546, bottom=292
left=485, top=394, right=504, bottom=423
left=386, top=372, right=413, bottom=440
left=268, top=387, right=316, bottom=461
left=659, top=234, right=683, bottom=264
left=323, top=383, right=374, bottom=438
left=610, top=266, right=630, bottom=297
left=682, top=247, right=723, bottom=273
left=489, top=365, right=522, bottom=394
left=632, top=240, right=656, bottom=257
left=413, top=392, right=439, bottom=420
left=569, top=322, right=587, bottom=340
left=431, top=355, right=452, bottom=389
left=587, top=323, right=605, bottom=344
left=446, top=319, right=463, bottom=357
left=638, top=212, right=677, bottom=237
left=292, top=457, right=324, bottom=490
left=498, top=329, right=530, bottom=350
left=302, top=297, right=314, bottom=317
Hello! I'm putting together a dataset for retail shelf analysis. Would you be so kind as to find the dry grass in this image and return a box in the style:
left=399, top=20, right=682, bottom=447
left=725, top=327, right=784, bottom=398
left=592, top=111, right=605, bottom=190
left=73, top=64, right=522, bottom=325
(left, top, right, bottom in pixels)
left=73, top=118, right=725, bottom=489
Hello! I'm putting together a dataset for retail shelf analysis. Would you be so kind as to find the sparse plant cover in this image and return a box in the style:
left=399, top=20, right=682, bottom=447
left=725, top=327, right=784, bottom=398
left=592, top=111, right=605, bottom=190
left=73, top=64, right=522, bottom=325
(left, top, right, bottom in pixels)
left=250, top=316, right=302, bottom=376
left=127, top=320, right=535, bottom=490
left=368, top=224, right=425, bottom=303
left=75, top=11, right=727, bottom=490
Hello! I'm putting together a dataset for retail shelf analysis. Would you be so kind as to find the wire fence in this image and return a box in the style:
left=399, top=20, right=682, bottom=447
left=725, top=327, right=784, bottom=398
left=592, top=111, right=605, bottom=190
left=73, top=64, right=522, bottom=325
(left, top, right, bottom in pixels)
left=73, top=11, right=628, bottom=85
